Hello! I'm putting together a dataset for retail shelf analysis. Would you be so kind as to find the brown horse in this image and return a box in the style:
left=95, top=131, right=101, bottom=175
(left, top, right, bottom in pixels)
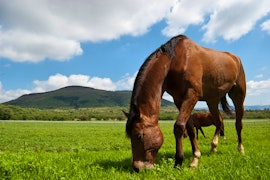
left=125, top=35, right=246, bottom=172
left=190, top=113, right=225, bottom=139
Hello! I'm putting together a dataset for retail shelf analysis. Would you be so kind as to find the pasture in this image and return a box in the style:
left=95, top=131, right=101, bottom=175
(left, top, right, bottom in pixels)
left=0, top=120, right=269, bottom=179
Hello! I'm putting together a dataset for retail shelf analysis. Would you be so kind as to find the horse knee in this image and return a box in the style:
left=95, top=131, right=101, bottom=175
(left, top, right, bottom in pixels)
left=174, top=122, right=185, bottom=137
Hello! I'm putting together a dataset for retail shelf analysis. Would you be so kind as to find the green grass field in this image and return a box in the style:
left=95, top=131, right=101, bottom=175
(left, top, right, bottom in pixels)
left=0, top=120, right=269, bottom=179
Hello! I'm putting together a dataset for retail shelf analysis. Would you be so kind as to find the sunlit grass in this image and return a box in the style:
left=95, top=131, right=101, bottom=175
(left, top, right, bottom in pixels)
left=0, top=120, right=269, bottom=179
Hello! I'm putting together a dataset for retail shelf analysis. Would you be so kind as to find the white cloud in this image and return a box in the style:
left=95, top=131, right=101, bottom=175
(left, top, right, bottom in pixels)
left=162, top=92, right=173, bottom=102
left=32, top=74, right=117, bottom=92
left=0, top=0, right=173, bottom=62
left=162, top=0, right=270, bottom=42
left=0, top=82, right=31, bottom=103
left=261, top=19, right=270, bottom=34
left=202, top=0, right=270, bottom=42
left=245, top=79, right=270, bottom=105
left=0, top=30, right=83, bottom=62
left=246, top=79, right=270, bottom=96
left=2, top=0, right=270, bottom=63
left=162, top=0, right=218, bottom=36
left=115, top=72, right=137, bottom=90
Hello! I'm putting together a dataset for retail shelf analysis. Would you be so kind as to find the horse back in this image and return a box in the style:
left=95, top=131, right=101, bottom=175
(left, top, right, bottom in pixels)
left=165, top=38, right=244, bottom=101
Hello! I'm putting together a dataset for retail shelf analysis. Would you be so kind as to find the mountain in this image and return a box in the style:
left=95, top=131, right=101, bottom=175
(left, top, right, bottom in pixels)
left=244, top=105, right=270, bottom=110
left=3, top=86, right=173, bottom=109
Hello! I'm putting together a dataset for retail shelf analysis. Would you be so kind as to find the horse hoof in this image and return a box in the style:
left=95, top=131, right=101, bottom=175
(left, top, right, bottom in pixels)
left=190, top=157, right=199, bottom=168
left=238, top=144, right=245, bottom=154
left=211, top=148, right=218, bottom=153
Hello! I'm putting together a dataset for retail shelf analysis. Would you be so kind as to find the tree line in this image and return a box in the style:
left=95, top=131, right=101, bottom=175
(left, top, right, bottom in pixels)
left=0, top=104, right=269, bottom=121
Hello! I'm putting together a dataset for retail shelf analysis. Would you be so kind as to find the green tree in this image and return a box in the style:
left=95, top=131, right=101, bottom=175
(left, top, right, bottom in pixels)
left=0, top=107, right=12, bottom=120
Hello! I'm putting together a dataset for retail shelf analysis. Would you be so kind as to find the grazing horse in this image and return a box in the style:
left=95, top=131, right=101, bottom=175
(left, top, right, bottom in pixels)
left=190, top=113, right=225, bottom=139
left=125, top=35, right=246, bottom=172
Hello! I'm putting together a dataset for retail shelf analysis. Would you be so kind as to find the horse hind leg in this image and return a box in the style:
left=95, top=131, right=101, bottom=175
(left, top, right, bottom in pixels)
left=220, top=121, right=226, bottom=140
left=186, top=119, right=201, bottom=167
left=207, top=102, right=223, bottom=153
left=198, top=127, right=206, bottom=138
left=229, top=87, right=245, bottom=154
left=196, top=128, right=199, bottom=140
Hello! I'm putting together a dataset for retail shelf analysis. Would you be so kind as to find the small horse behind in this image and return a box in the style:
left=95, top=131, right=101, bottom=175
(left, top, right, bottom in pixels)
left=189, top=113, right=225, bottom=140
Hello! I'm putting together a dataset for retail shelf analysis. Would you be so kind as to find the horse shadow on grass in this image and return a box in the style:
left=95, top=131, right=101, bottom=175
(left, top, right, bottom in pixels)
left=97, top=157, right=134, bottom=173
left=96, top=151, right=197, bottom=172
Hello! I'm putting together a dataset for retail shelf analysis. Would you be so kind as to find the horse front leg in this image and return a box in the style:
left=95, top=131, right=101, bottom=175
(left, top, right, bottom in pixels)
left=175, top=120, right=201, bottom=167
left=174, top=122, right=185, bottom=167
left=174, top=91, right=199, bottom=168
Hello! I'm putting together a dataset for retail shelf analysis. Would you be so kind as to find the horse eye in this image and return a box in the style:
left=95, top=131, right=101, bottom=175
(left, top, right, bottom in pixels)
left=137, top=134, right=143, bottom=140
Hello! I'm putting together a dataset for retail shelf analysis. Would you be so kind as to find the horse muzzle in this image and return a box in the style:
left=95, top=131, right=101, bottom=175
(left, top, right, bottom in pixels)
left=132, top=161, right=154, bottom=172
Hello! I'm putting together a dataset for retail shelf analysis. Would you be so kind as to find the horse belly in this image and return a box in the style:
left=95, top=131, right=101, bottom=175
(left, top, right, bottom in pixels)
left=200, top=57, right=239, bottom=100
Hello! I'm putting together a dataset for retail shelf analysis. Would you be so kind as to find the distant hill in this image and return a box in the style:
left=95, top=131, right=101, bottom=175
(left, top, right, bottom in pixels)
left=3, top=86, right=173, bottom=109
left=244, top=105, right=270, bottom=110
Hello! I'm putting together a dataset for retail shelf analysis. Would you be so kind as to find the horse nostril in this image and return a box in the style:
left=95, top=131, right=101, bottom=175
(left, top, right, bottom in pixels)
left=133, top=166, right=140, bottom=173
left=132, top=161, right=143, bottom=172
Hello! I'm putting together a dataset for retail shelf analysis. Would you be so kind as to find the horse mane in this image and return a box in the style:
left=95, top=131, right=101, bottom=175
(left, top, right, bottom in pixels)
left=126, top=34, right=188, bottom=137
left=160, top=34, right=187, bottom=59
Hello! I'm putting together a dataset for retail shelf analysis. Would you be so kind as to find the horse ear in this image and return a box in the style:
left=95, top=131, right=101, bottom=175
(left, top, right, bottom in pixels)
left=122, top=110, right=129, bottom=118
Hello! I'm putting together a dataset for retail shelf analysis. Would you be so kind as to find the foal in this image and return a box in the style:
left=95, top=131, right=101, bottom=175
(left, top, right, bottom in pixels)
left=189, top=113, right=225, bottom=139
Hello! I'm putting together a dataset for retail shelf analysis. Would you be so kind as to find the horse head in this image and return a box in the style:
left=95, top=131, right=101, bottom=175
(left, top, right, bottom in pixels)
left=124, top=108, right=164, bottom=172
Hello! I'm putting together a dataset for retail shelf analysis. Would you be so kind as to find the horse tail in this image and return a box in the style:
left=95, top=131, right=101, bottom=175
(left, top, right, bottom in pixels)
left=221, top=96, right=233, bottom=116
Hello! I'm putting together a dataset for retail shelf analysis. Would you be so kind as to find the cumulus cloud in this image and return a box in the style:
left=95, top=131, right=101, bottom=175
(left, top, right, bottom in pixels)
left=0, top=0, right=173, bottom=62
left=246, top=79, right=270, bottom=96
left=32, top=74, right=118, bottom=92
left=0, top=73, right=136, bottom=103
left=162, top=0, right=270, bottom=41
left=202, top=0, right=270, bottom=42
left=0, top=82, right=31, bottom=103
left=0, top=30, right=83, bottom=62
left=1, top=0, right=270, bottom=62
left=162, top=0, right=218, bottom=36
left=261, top=19, right=270, bottom=34
left=245, top=79, right=270, bottom=105
left=162, top=0, right=270, bottom=42
left=115, top=72, right=137, bottom=90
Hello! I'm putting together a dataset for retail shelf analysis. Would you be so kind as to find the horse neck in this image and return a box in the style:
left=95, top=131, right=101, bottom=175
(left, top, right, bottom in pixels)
left=133, top=53, right=171, bottom=118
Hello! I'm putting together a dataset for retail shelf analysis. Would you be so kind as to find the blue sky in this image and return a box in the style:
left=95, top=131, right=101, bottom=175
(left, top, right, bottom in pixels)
left=0, top=0, right=270, bottom=107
